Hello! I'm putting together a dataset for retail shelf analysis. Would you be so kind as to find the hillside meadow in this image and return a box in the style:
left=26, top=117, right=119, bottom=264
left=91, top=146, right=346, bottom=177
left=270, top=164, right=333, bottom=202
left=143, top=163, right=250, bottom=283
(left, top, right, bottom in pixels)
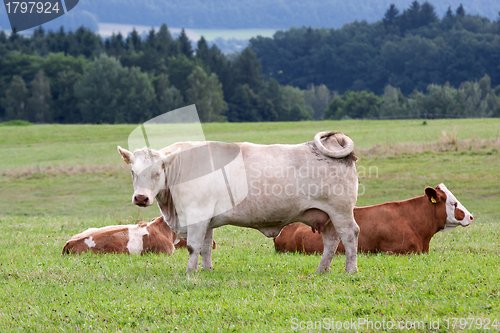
left=0, top=119, right=499, bottom=331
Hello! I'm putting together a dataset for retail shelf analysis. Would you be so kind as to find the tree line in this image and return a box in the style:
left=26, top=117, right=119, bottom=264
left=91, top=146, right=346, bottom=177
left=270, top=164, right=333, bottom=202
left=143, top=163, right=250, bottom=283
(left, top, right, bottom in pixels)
left=250, top=2, right=500, bottom=97
left=1, top=1, right=500, bottom=124
left=0, top=25, right=329, bottom=123
left=324, top=75, right=500, bottom=120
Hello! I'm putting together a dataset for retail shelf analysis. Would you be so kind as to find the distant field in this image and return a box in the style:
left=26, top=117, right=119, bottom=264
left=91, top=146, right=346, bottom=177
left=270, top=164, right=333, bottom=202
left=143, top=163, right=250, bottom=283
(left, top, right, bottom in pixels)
left=0, top=119, right=499, bottom=331
left=1, top=118, right=499, bottom=169
left=98, top=23, right=277, bottom=42
left=192, top=28, right=277, bottom=41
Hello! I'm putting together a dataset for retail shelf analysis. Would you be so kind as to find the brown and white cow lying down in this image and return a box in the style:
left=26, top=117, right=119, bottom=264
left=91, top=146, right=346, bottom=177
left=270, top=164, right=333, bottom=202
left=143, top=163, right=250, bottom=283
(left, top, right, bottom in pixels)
left=274, top=184, right=473, bottom=254
left=62, top=216, right=179, bottom=255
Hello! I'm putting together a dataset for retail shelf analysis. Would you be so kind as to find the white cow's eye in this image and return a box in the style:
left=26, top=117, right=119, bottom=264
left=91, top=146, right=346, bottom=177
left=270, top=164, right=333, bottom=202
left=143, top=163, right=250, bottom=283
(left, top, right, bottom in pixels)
left=154, top=173, right=160, bottom=178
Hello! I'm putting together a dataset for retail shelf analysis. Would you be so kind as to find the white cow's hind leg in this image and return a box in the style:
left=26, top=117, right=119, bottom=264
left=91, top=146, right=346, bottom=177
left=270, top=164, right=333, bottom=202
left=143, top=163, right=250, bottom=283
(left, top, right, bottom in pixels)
left=186, top=222, right=209, bottom=272
left=317, top=221, right=340, bottom=273
left=201, top=228, right=214, bottom=270
left=332, top=215, right=359, bottom=273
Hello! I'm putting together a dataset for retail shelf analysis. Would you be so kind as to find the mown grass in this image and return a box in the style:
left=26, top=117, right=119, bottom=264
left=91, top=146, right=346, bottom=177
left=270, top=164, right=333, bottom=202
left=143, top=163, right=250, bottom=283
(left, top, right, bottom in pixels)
left=0, top=119, right=499, bottom=332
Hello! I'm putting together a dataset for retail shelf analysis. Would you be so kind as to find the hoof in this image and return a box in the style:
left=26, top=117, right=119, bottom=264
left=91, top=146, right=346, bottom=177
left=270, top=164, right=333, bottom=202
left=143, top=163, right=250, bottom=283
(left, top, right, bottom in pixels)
left=345, top=267, right=358, bottom=273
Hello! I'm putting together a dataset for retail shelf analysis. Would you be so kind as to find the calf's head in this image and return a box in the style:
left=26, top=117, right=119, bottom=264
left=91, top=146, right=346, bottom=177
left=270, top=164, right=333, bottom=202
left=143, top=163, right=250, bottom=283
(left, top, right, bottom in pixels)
left=117, top=146, right=178, bottom=207
left=425, top=183, right=473, bottom=231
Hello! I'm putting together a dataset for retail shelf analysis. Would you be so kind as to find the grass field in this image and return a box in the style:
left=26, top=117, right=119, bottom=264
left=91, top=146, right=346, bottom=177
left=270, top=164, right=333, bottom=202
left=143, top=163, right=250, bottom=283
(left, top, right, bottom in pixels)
left=0, top=119, right=499, bottom=331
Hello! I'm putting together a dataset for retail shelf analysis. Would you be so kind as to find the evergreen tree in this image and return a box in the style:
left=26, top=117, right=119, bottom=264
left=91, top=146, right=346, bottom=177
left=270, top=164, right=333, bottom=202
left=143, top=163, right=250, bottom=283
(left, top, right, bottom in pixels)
left=420, top=2, right=438, bottom=26
left=445, top=6, right=454, bottom=20
left=54, top=70, right=81, bottom=123
left=71, top=27, right=102, bottom=58
left=167, top=55, right=197, bottom=98
left=406, top=1, right=421, bottom=30
left=196, top=37, right=210, bottom=65
left=108, top=32, right=126, bottom=56
left=178, top=29, right=193, bottom=58
left=231, top=47, right=264, bottom=93
left=156, top=23, right=174, bottom=55
left=120, top=66, right=156, bottom=123
left=456, top=4, right=465, bottom=18
left=146, top=28, right=156, bottom=50
left=226, top=85, right=256, bottom=122
left=261, top=78, right=286, bottom=120
left=127, top=28, right=141, bottom=52
left=383, top=4, right=400, bottom=29
left=34, top=26, right=45, bottom=38
left=154, top=74, right=184, bottom=116
left=496, top=12, right=500, bottom=34
left=27, top=69, right=53, bottom=123
left=1, top=76, right=29, bottom=120
left=257, top=97, right=278, bottom=121
left=442, top=6, right=455, bottom=29
left=205, top=44, right=233, bottom=100
left=0, top=30, right=7, bottom=44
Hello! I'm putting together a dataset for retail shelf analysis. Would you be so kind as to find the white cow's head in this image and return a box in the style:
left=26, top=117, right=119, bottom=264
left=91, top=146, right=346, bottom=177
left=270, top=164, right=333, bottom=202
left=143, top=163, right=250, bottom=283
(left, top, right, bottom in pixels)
left=424, top=183, right=473, bottom=231
left=117, top=146, right=178, bottom=207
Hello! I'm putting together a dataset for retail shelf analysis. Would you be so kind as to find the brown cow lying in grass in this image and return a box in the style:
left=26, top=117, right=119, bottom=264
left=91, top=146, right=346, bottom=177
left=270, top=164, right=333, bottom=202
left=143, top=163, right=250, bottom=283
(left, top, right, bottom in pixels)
left=62, top=216, right=216, bottom=255
left=63, top=216, right=179, bottom=255
left=274, top=184, right=473, bottom=254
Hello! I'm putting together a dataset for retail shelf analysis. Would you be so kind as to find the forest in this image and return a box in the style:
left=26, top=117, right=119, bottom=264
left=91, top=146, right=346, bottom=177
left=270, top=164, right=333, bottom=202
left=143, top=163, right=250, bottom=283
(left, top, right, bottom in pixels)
left=1, top=1, right=499, bottom=123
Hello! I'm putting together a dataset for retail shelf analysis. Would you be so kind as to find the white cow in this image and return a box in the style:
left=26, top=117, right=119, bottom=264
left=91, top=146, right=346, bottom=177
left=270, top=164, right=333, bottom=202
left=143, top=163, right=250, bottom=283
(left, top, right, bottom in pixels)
left=117, top=131, right=360, bottom=273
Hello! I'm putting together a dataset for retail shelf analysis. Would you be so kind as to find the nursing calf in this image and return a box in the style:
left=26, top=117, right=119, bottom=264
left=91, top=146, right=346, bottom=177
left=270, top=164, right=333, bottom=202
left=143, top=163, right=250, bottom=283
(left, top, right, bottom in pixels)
left=274, top=184, right=473, bottom=254
left=62, top=216, right=178, bottom=255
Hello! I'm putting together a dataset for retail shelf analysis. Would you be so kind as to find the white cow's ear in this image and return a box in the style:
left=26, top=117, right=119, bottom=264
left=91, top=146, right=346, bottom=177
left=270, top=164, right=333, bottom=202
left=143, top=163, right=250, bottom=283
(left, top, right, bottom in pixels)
left=425, top=187, right=438, bottom=204
left=162, top=148, right=181, bottom=167
left=117, top=146, right=134, bottom=165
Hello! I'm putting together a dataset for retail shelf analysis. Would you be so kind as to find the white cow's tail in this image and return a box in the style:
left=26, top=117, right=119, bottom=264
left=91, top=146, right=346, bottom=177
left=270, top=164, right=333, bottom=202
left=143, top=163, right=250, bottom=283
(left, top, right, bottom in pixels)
left=314, top=131, right=354, bottom=158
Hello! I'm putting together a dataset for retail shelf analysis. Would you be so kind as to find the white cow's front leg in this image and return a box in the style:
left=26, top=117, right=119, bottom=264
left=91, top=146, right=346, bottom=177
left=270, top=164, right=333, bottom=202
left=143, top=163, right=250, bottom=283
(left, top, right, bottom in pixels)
left=317, top=221, right=340, bottom=273
left=186, top=223, right=209, bottom=272
left=201, top=228, right=214, bottom=270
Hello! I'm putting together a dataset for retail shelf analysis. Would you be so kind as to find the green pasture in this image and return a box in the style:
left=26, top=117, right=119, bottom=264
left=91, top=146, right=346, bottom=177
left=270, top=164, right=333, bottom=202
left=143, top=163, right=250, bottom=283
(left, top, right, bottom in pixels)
left=0, top=119, right=499, bottom=331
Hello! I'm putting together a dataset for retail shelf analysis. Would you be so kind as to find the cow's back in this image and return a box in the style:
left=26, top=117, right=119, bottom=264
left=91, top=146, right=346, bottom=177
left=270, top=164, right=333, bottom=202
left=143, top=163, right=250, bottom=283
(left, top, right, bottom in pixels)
left=275, top=200, right=431, bottom=254
left=141, top=220, right=175, bottom=255
left=353, top=203, right=424, bottom=253
left=62, top=227, right=130, bottom=254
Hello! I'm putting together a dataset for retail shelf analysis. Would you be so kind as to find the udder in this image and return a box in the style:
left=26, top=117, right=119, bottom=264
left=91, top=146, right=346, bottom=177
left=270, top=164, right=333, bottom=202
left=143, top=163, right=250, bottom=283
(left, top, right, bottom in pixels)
left=297, top=209, right=330, bottom=233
